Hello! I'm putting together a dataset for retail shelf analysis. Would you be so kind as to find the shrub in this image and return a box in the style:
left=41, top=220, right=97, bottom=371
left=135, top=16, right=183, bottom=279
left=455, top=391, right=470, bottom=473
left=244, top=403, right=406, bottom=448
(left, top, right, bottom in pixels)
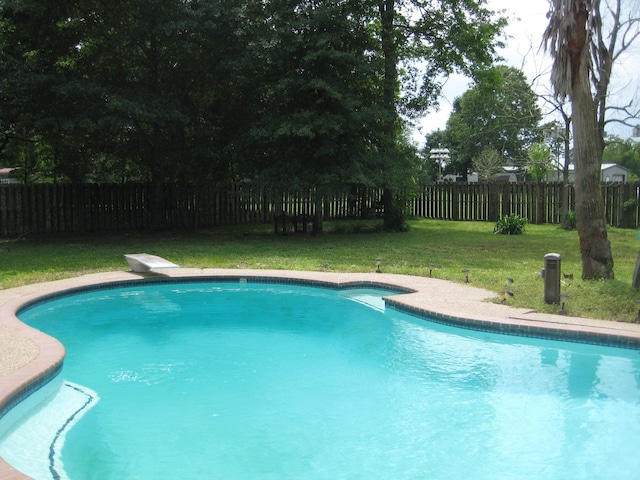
left=494, top=214, right=527, bottom=235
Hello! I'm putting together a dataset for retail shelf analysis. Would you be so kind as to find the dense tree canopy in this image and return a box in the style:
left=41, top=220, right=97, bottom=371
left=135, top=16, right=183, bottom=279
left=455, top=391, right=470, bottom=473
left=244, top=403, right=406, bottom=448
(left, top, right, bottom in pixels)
left=242, top=0, right=382, bottom=190
left=0, top=0, right=505, bottom=202
left=0, top=0, right=261, bottom=183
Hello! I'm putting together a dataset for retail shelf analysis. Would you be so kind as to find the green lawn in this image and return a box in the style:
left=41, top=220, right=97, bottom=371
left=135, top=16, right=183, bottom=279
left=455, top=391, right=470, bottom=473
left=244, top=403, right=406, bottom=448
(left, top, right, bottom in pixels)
left=1, top=219, right=639, bottom=322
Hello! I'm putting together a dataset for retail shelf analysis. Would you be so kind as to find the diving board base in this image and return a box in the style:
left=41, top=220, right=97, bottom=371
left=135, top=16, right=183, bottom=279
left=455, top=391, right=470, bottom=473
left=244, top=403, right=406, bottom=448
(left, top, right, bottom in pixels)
left=124, top=253, right=179, bottom=273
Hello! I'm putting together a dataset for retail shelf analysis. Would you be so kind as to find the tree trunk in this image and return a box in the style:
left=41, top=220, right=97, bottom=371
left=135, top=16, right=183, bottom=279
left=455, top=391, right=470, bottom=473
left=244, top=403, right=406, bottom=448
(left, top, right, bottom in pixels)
left=379, top=0, right=404, bottom=231
left=381, top=187, right=403, bottom=231
left=313, top=193, right=323, bottom=234
left=570, top=5, right=614, bottom=279
left=561, top=118, right=571, bottom=229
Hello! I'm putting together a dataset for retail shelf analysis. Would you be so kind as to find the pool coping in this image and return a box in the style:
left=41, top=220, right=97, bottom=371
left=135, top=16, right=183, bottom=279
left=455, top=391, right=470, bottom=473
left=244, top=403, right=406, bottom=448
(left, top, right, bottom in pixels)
left=2, top=268, right=640, bottom=479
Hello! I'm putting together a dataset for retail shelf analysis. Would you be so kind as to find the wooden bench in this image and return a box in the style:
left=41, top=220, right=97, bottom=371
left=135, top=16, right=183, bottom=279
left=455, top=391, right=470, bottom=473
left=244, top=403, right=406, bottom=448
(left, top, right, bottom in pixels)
left=273, top=213, right=313, bottom=234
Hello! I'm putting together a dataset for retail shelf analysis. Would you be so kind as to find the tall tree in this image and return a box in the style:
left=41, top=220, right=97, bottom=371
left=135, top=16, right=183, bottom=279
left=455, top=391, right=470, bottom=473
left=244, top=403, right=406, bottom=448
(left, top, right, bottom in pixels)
left=240, top=0, right=384, bottom=232
left=0, top=0, right=255, bottom=184
left=0, top=0, right=505, bottom=228
left=378, top=0, right=403, bottom=230
left=536, top=91, right=574, bottom=229
left=0, top=0, right=96, bottom=181
left=444, top=65, right=542, bottom=176
left=542, top=0, right=638, bottom=279
left=373, top=0, right=506, bottom=230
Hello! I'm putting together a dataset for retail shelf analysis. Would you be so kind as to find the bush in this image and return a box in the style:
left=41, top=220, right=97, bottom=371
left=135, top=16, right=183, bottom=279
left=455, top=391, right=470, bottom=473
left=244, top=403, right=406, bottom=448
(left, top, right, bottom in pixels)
left=494, top=214, right=527, bottom=235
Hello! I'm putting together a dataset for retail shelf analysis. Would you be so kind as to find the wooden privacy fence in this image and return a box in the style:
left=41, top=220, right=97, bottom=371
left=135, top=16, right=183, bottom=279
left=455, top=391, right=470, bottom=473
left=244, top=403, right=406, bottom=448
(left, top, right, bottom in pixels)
left=0, top=183, right=378, bottom=236
left=1, top=182, right=638, bottom=236
left=412, top=182, right=639, bottom=228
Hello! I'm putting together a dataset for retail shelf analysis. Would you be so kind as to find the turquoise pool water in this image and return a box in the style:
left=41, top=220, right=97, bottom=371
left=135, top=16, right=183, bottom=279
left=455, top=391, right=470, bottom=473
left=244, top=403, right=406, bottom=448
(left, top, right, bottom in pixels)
left=4, top=281, right=640, bottom=479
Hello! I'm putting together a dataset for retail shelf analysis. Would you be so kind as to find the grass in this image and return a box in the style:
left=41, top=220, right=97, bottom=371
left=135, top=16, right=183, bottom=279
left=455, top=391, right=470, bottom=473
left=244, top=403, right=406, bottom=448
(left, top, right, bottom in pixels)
left=1, top=218, right=639, bottom=322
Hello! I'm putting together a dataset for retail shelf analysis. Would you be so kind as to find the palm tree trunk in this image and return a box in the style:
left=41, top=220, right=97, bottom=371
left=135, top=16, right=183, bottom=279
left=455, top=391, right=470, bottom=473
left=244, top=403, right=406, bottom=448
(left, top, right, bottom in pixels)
left=569, top=4, right=614, bottom=279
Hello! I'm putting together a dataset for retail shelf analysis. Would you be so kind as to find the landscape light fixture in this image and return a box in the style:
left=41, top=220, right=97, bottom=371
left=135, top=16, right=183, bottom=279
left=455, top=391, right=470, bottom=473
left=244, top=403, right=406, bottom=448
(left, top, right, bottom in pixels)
left=376, top=258, right=382, bottom=273
left=636, top=299, right=640, bottom=321
left=462, top=268, right=470, bottom=283
left=503, top=289, right=514, bottom=303
left=506, top=277, right=514, bottom=286
left=560, top=293, right=569, bottom=315
left=428, top=263, right=436, bottom=277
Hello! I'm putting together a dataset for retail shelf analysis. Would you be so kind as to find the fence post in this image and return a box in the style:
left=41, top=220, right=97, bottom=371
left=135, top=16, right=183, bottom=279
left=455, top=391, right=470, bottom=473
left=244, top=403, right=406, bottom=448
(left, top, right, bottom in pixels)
left=534, top=182, right=545, bottom=224
left=450, top=184, right=459, bottom=221
left=621, top=182, right=638, bottom=229
left=501, top=183, right=511, bottom=218
left=487, top=184, right=498, bottom=221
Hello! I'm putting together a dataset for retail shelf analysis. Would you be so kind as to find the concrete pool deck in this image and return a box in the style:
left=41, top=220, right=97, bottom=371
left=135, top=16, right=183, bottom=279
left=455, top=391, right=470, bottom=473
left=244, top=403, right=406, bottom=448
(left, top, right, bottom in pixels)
left=2, top=268, right=640, bottom=479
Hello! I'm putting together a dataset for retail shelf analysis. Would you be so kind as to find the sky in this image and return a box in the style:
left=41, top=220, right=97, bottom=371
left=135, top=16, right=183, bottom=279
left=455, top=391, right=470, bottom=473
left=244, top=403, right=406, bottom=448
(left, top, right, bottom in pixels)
left=413, top=0, right=640, bottom=146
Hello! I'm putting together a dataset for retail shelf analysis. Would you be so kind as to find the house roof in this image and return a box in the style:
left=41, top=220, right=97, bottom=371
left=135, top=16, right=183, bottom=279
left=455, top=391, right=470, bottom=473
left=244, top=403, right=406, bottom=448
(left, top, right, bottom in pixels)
left=602, top=163, right=629, bottom=172
left=567, top=163, right=629, bottom=172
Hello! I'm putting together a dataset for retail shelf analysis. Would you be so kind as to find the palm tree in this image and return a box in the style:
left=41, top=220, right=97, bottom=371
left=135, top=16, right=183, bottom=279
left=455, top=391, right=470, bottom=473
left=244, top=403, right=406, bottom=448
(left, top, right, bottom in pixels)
left=543, top=0, right=614, bottom=279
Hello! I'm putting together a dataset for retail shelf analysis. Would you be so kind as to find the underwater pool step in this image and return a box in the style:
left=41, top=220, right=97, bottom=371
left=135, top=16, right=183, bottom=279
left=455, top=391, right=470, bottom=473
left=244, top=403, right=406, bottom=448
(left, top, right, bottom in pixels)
left=0, top=380, right=98, bottom=480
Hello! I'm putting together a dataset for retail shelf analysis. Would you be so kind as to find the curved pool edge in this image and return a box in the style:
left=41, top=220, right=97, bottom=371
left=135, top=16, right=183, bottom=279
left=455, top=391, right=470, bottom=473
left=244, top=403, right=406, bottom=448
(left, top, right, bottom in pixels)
left=0, top=312, right=65, bottom=480
left=2, top=268, right=640, bottom=479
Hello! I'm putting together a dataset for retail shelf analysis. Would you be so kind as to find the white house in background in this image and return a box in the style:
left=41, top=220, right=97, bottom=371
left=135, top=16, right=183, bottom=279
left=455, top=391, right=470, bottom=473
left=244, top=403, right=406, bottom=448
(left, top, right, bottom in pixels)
left=463, top=166, right=520, bottom=183
left=547, top=163, right=630, bottom=183
left=440, top=172, right=480, bottom=182
left=600, top=163, right=630, bottom=182
left=572, top=163, right=629, bottom=183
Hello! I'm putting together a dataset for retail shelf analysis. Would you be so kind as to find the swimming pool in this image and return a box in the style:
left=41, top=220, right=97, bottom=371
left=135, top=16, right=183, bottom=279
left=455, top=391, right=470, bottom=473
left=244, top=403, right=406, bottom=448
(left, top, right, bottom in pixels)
left=3, top=280, right=640, bottom=479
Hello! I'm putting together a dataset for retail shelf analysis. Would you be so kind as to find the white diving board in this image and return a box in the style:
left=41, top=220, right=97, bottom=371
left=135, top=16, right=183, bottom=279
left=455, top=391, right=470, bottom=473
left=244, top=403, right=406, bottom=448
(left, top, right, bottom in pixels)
left=124, top=253, right=179, bottom=273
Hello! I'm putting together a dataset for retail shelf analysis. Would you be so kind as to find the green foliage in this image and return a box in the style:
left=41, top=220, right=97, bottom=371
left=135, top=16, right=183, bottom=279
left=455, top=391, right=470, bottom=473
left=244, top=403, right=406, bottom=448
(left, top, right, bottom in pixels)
left=244, top=0, right=384, bottom=191
left=391, top=1, right=507, bottom=116
left=493, top=214, right=527, bottom=235
left=443, top=65, right=542, bottom=176
left=527, top=142, right=553, bottom=181
left=0, top=0, right=506, bottom=192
